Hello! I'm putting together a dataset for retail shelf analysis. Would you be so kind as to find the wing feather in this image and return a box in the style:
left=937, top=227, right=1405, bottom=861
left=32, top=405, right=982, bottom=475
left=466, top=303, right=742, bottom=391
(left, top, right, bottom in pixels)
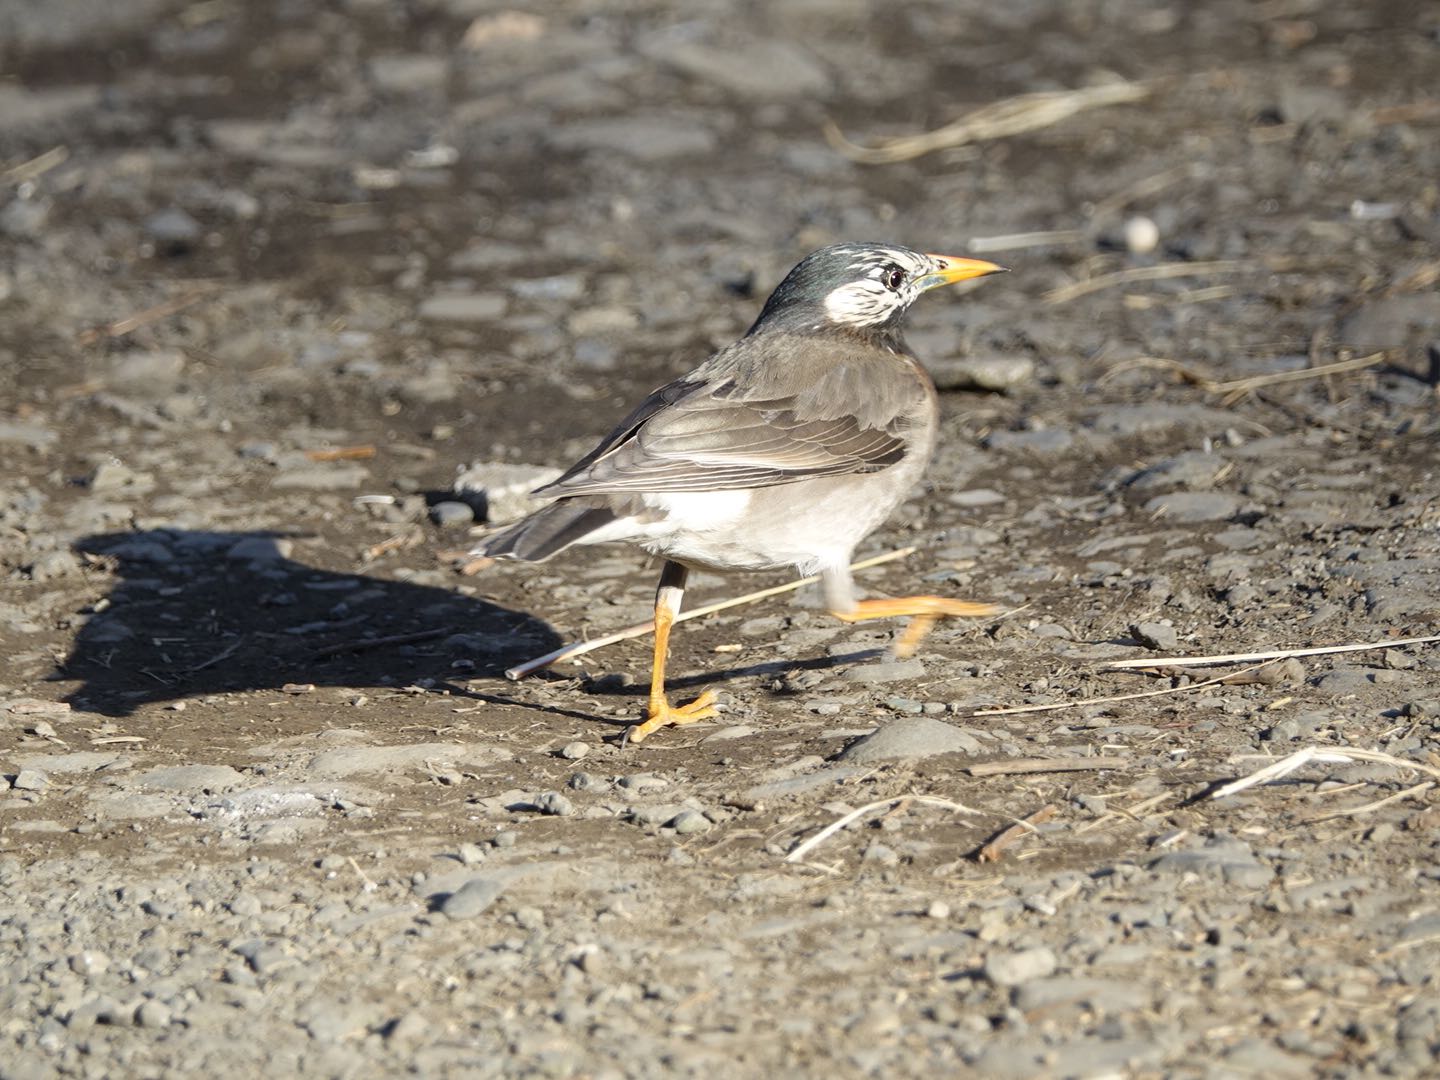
left=536, top=336, right=926, bottom=497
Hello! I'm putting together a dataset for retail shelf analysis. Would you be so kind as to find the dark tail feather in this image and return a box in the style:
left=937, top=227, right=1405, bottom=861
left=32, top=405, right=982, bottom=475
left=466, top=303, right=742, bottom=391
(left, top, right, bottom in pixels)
left=479, top=503, right=618, bottom=562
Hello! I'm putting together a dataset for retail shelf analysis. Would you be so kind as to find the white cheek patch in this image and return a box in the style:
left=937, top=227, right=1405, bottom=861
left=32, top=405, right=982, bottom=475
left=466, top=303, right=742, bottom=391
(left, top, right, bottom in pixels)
left=823, top=281, right=898, bottom=327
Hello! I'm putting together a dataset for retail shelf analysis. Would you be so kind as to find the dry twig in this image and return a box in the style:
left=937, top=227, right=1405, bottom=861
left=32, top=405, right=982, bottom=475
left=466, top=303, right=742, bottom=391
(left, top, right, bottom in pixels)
left=975, top=805, right=1057, bottom=863
left=310, top=627, right=454, bottom=660
left=1044, top=260, right=1254, bottom=305
left=785, top=794, right=982, bottom=864
left=305, top=445, right=377, bottom=462
left=965, top=661, right=1274, bottom=717
left=1213, top=747, right=1440, bottom=800
left=77, top=285, right=220, bottom=346
left=1, top=145, right=69, bottom=186
left=824, top=80, right=1150, bottom=164
left=966, top=230, right=1086, bottom=253
left=1103, top=633, right=1440, bottom=671
left=1301, top=781, right=1435, bottom=825
left=966, top=757, right=1129, bottom=778
left=1203, top=351, right=1387, bottom=395
left=506, top=546, right=919, bottom=680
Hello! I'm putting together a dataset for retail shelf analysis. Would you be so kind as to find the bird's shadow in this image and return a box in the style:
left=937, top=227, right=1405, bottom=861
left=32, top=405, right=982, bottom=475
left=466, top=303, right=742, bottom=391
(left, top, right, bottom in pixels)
left=55, top=529, right=562, bottom=717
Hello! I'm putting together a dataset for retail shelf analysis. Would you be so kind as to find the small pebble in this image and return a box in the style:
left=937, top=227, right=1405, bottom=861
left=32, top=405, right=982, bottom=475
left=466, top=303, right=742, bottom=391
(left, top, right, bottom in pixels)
left=1130, top=621, right=1179, bottom=651
left=12, top=770, right=49, bottom=792
left=69, top=951, right=110, bottom=976
left=1124, top=215, right=1160, bottom=254
left=535, top=791, right=575, bottom=817
left=560, top=741, right=590, bottom=760
left=135, top=1000, right=172, bottom=1029
left=456, top=843, right=486, bottom=866
left=618, top=774, right=668, bottom=793
left=440, top=877, right=507, bottom=920
left=985, top=946, right=1058, bottom=986
left=429, top=501, right=475, bottom=527
left=862, top=842, right=899, bottom=866
left=668, top=810, right=711, bottom=835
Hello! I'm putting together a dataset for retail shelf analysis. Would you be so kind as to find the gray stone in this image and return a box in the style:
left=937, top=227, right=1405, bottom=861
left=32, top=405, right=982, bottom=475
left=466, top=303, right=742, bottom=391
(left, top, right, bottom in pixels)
left=144, top=208, right=201, bottom=244
left=88, top=461, right=155, bottom=494
left=548, top=113, right=719, bottom=161
left=617, top=773, right=668, bottom=793
left=304, top=742, right=508, bottom=778
left=1014, top=976, right=1149, bottom=1013
left=429, top=500, right=475, bottom=527
left=0, top=195, right=49, bottom=237
left=534, top=791, right=575, bottom=817
left=668, top=810, right=711, bottom=835
left=1341, top=293, right=1440, bottom=351
left=1222, top=1038, right=1313, bottom=1077
left=1142, top=491, right=1242, bottom=523
left=226, top=536, right=293, bottom=561
left=839, top=717, right=982, bottom=762
left=1264, top=711, right=1332, bottom=741
left=456, top=843, right=486, bottom=866
left=930, top=356, right=1035, bottom=392
left=271, top=464, right=369, bottom=491
left=512, top=274, right=586, bottom=301
left=109, top=349, right=185, bottom=390
left=132, top=765, right=244, bottom=793
left=742, top=766, right=865, bottom=802
left=638, top=34, right=831, bottom=99
left=843, top=659, right=926, bottom=685
left=453, top=461, right=563, bottom=525
left=440, top=876, right=507, bottom=920
left=0, top=421, right=57, bottom=448
left=985, top=428, right=1075, bottom=454
left=369, top=53, right=448, bottom=93
left=1130, top=621, right=1179, bottom=650
left=134, top=999, right=172, bottom=1028
left=862, top=841, right=899, bottom=866
left=1151, top=837, right=1273, bottom=888
left=418, top=293, right=508, bottom=323
left=949, top=488, right=1006, bottom=507
left=11, top=769, right=49, bottom=792
left=984, top=946, right=1058, bottom=986
left=1087, top=404, right=1239, bottom=437
left=1127, top=451, right=1225, bottom=491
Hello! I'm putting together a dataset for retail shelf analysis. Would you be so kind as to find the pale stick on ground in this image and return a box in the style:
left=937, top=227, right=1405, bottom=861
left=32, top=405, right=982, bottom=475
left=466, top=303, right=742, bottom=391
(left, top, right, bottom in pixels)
left=967, top=661, right=1275, bottom=717
left=1103, top=632, right=1440, bottom=671
left=505, top=546, right=917, bottom=680
left=785, top=794, right=982, bottom=864
left=1212, top=746, right=1440, bottom=800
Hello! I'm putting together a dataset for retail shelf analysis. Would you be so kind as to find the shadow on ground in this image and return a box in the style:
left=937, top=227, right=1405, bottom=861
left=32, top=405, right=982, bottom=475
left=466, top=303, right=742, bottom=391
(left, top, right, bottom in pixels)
left=55, top=529, right=561, bottom=716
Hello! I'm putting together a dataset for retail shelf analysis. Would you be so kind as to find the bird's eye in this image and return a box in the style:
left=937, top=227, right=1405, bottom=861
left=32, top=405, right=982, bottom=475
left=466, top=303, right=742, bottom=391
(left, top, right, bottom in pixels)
left=884, top=267, right=905, bottom=290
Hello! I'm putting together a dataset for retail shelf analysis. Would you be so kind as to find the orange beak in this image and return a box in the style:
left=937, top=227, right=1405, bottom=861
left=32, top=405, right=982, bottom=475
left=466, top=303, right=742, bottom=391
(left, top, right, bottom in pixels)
left=917, top=254, right=1008, bottom=291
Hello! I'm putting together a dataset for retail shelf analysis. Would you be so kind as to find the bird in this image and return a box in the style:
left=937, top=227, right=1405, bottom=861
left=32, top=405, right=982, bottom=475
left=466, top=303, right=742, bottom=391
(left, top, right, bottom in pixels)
left=479, top=242, right=1007, bottom=743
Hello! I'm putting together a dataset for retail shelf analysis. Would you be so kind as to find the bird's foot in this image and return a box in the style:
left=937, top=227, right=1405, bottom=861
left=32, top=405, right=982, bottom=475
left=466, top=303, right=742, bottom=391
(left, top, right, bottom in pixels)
left=627, top=690, right=720, bottom=745
left=832, top=596, right=1000, bottom=659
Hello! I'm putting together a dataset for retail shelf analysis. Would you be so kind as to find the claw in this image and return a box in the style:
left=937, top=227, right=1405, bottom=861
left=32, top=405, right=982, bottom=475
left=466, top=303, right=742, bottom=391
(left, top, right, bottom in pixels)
left=627, top=690, right=719, bottom=745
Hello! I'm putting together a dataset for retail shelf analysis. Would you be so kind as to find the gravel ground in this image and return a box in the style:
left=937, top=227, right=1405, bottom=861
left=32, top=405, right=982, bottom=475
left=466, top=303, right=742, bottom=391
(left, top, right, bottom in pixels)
left=3, top=1, right=1440, bottom=1077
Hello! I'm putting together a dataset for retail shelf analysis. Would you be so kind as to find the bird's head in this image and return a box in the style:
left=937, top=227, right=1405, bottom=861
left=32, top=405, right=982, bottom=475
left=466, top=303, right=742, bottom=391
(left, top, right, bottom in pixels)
left=749, top=242, right=1006, bottom=336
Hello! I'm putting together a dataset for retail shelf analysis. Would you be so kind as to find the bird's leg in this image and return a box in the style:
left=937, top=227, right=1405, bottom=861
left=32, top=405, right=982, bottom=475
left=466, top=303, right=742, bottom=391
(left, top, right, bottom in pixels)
left=823, top=567, right=998, bottom=659
left=627, top=561, right=719, bottom=744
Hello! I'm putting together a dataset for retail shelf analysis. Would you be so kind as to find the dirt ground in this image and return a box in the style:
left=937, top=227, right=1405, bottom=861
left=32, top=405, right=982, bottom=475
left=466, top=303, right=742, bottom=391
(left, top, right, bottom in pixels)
left=3, top=1, right=1440, bottom=1077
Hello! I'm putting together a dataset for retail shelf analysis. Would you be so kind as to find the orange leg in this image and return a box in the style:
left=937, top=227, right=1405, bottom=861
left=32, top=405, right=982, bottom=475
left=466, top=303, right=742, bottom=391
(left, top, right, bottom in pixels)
left=627, top=561, right=718, bottom=744
left=832, top=596, right=999, bottom=658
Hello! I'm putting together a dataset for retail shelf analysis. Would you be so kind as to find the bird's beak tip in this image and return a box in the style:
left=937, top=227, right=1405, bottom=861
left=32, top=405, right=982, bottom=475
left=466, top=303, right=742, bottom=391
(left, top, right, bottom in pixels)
left=919, top=254, right=1008, bottom=289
